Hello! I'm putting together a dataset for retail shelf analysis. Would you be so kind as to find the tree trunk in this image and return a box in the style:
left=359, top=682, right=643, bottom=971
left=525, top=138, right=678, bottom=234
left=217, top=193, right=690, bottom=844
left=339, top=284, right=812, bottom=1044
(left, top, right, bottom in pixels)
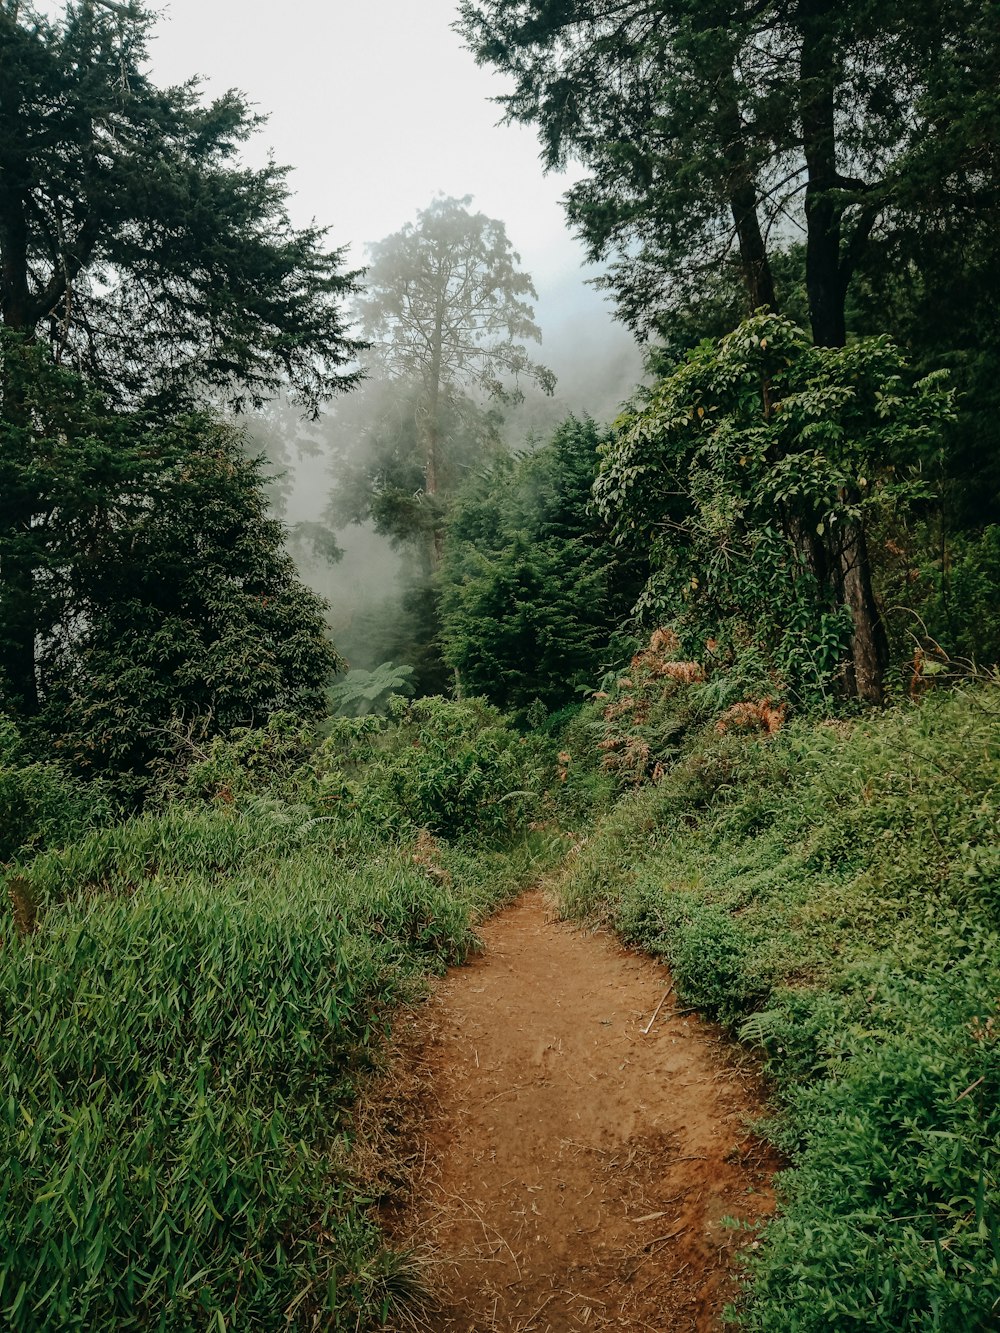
left=838, top=516, right=889, bottom=704
left=423, top=309, right=445, bottom=572
left=718, top=70, right=778, bottom=314
left=0, top=92, right=42, bottom=714
left=798, top=1, right=886, bottom=702
left=0, top=343, right=40, bottom=716
left=799, top=1, right=846, bottom=349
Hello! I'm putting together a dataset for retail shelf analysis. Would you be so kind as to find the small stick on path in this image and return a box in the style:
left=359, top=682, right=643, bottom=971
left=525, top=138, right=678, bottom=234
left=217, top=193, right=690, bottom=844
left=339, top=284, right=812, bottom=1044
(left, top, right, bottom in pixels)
left=641, top=985, right=674, bottom=1035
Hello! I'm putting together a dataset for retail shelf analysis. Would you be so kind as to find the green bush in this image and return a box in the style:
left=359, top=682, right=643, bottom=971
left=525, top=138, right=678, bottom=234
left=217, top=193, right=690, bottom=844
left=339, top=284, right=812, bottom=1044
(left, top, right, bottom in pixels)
left=0, top=683, right=562, bottom=1330
left=0, top=717, right=108, bottom=862
left=557, top=686, right=1000, bottom=1328
left=660, top=897, right=768, bottom=1023
left=916, top=524, right=1000, bottom=669
left=741, top=951, right=1000, bottom=1330
left=303, top=696, right=548, bottom=843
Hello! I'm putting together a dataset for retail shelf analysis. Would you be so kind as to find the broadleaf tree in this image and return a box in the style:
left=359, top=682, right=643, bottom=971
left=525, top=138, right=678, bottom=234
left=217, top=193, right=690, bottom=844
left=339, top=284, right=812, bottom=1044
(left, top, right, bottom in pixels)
left=595, top=314, right=954, bottom=703
left=354, top=195, right=555, bottom=566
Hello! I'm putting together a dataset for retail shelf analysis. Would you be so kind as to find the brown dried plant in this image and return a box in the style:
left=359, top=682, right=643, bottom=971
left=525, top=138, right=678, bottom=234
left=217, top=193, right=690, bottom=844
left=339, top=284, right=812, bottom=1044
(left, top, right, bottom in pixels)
left=410, top=830, right=452, bottom=888
left=7, top=876, right=38, bottom=939
left=716, top=699, right=786, bottom=737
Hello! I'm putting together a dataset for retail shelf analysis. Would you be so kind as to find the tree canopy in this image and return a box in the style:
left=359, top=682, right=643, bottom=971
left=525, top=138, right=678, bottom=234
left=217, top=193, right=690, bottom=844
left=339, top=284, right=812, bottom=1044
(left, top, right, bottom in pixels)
left=353, top=195, right=554, bottom=564
left=457, top=1, right=1000, bottom=350
left=440, top=416, right=646, bottom=718
left=0, top=337, right=338, bottom=790
left=0, top=0, right=363, bottom=415
left=595, top=313, right=954, bottom=702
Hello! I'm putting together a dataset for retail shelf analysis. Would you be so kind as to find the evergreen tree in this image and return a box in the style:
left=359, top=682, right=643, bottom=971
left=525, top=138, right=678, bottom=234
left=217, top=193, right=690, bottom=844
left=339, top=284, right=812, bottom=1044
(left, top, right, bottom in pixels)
left=457, top=0, right=1000, bottom=699
left=324, top=372, right=505, bottom=566
left=0, top=0, right=362, bottom=716
left=0, top=0, right=363, bottom=413
left=457, top=1, right=1000, bottom=350
left=440, top=417, right=645, bottom=717
left=0, top=337, right=338, bottom=790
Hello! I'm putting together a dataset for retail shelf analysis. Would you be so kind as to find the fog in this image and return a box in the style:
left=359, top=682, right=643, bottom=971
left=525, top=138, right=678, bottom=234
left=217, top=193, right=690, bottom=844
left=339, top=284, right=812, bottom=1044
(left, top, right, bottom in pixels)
left=139, top=0, right=649, bottom=669
left=247, top=246, right=644, bottom=674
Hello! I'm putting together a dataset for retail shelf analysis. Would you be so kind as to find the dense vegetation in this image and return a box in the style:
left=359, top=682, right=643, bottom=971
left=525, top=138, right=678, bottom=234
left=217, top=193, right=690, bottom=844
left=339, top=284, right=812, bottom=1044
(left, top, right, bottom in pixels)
left=0, top=702, right=555, bottom=1329
left=556, top=638, right=999, bottom=1329
left=2, top=1, right=999, bottom=1329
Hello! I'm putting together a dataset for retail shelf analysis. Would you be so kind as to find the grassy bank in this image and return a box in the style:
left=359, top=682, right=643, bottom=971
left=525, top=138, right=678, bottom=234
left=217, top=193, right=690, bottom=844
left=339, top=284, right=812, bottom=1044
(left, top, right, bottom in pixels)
left=0, top=700, right=555, bottom=1331
left=557, top=684, right=1000, bottom=1329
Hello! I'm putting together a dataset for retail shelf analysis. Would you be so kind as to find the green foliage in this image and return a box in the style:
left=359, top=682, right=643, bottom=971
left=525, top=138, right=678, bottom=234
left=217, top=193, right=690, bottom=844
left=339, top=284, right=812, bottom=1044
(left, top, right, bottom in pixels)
left=177, top=713, right=319, bottom=807
left=459, top=1, right=1000, bottom=350
left=740, top=956, right=1000, bottom=1331
left=557, top=686, right=1000, bottom=1328
left=440, top=416, right=646, bottom=718
left=0, top=716, right=107, bottom=862
left=0, top=827, right=465, bottom=1329
left=0, top=0, right=362, bottom=414
left=913, top=526, right=1000, bottom=670
left=302, top=696, right=547, bottom=844
left=0, top=338, right=340, bottom=791
left=327, top=663, right=417, bottom=718
left=595, top=314, right=954, bottom=702
left=324, top=374, right=505, bottom=554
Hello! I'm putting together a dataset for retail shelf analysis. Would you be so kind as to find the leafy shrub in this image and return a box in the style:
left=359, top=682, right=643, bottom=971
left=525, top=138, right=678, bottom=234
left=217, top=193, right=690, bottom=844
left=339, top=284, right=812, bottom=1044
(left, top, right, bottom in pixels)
left=177, top=711, right=318, bottom=805
left=914, top=524, right=1000, bottom=669
left=740, top=951, right=1000, bottom=1331
left=0, top=717, right=107, bottom=862
left=595, top=314, right=953, bottom=704
left=326, top=662, right=416, bottom=718
left=304, top=696, right=547, bottom=843
left=661, top=897, right=769, bottom=1023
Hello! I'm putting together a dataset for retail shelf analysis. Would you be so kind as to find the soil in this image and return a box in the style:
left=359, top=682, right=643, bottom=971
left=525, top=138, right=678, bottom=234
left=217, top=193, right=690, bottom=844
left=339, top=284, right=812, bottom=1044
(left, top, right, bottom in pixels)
left=373, top=891, right=779, bottom=1332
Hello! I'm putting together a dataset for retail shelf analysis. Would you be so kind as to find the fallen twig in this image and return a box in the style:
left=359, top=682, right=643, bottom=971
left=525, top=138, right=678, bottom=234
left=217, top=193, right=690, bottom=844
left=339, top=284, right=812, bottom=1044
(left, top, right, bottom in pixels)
left=641, top=986, right=674, bottom=1035
left=522, top=1293, right=554, bottom=1328
left=954, top=1075, right=985, bottom=1103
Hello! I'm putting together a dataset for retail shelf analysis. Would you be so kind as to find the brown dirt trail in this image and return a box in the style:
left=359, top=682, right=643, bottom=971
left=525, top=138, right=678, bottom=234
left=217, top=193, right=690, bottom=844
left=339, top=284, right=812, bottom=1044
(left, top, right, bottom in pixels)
left=377, top=892, right=778, bottom=1331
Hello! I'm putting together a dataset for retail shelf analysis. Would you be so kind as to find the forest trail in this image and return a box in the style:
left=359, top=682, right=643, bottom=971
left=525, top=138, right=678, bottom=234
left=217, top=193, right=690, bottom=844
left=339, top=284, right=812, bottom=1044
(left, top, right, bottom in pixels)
left=374, top=892, right=779, bottom=1331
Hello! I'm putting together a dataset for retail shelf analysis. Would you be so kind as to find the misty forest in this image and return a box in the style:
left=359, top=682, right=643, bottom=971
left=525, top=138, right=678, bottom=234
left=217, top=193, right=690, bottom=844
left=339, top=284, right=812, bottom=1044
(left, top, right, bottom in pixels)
left=2, top=1, right=1000, bottom=1329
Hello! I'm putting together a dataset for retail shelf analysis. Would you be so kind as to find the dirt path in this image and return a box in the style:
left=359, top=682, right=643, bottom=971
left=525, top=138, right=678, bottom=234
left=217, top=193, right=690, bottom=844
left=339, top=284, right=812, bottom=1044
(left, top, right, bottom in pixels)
left=377, top=892, right=778, bottom=1331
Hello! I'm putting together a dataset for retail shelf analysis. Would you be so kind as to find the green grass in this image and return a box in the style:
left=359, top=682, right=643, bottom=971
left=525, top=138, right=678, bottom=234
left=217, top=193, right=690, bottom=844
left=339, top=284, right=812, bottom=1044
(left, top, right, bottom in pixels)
left=557, top=686, right=1000, bottom=1329
left=0, top=702, right=555, bottom=1331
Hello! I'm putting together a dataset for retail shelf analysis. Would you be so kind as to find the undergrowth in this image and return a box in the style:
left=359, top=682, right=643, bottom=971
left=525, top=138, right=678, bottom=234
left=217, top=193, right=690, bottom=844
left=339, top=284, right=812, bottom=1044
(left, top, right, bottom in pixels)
left=557, top=679, right=1000, bottom=1329
left=0, top=698, right=555, bottom=1330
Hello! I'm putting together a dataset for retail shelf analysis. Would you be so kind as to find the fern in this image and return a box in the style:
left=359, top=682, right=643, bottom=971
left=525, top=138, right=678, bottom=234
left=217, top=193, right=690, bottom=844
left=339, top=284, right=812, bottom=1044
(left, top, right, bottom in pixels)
left=326, top=662, right=416, bottom=719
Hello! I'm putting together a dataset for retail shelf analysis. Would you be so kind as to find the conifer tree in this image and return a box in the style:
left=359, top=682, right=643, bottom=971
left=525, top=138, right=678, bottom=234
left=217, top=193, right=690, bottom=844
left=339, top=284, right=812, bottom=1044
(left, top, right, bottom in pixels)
left=0, top=0, right=361, bottom=716
left=0, top=0, right=362, bottom=413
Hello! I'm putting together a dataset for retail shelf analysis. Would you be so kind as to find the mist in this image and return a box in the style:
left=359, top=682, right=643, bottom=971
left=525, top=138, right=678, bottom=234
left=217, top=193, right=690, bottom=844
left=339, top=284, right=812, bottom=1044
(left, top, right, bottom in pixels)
left=244, top=242, right=644, bottom=678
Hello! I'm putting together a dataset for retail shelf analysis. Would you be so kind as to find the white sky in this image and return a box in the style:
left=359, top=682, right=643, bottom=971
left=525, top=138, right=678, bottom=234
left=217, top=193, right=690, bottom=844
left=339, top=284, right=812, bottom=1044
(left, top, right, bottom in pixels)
left=148, top=0, right=638, bottom=394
